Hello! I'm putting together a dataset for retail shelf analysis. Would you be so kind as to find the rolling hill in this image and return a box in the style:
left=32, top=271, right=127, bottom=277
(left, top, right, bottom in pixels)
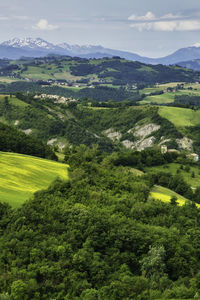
left=0, top=151, right=69, bottom=208
left=0, top=56, right=199, bottom=101
left=1, top=92, right=200, bottom=154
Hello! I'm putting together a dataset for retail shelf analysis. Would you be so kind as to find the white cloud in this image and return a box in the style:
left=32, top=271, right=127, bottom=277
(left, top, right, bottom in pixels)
left=160, top=13, right=182, bottom=20
left=32, top=19, right=58, bottom=30
left=128, top=11, right=155, bottom=21
left=130, top=20, right=200, bottom=32
left=128, top=12, right=200, bottom=32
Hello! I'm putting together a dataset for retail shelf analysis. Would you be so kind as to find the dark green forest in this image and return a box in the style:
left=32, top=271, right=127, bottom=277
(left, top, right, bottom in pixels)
left=0, top=122, right=56, bottom=159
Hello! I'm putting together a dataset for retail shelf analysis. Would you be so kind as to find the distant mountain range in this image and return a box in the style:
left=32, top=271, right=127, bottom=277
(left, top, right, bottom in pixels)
left=177, top=59, right=200, bottom=71
left=2, top=37, right=200, bottom=66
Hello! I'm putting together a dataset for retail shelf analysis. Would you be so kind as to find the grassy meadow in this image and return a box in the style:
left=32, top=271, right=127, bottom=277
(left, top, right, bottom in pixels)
left=140, top=82, right=200, bottom=104
left=0, top=94, right=28, bottom=107
left=149, top=185, right=199, bottom=207
left=146, top=163, right=200, bottom=188
left=0, top=152, right=69, bottom=208
left=140, top=93, right=175, bottom=104
left=158, top=106, right=200, bottom=127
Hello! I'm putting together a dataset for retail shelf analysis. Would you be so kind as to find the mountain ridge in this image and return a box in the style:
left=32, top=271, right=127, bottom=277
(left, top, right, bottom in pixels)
left=2, top=37, right=200, bottom=64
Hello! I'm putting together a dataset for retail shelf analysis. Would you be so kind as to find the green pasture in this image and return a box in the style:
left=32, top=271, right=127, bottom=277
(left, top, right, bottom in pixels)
left=149, top=185, right=197, bottom=207
left=0, top=94, right=28, bottom=107
left=138, top=65, right=157, bottom=72
left=140, top=82, right=200, bottom=104
left=140, top=87, right=163, bottom=94
left=0, top=77, right=21, bottom=83
left=158, top=106, right=200, bottom=127
left=158, top=82, right=184, bottom=88
left=141, top=93, right=175, bottom=104
left=146, top=163, right=200, bottom=188
left=0, top=152, right=69, bottom=208
left=20, top=64, right=83, bottom=81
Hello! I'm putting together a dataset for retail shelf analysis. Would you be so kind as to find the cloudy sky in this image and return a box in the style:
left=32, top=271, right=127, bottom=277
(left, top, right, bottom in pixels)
left=1, top=0, right=200, bottom=57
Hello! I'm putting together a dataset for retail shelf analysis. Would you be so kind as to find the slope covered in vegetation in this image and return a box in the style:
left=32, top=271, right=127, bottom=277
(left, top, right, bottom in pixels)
left=0, top=145, right=200, bottom=299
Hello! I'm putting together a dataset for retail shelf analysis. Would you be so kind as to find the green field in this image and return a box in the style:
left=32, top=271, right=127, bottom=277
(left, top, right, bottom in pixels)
left=158, top=106, right=200, bottom=127
left=140, top=82, right=200, bottom=104
left=149, top=185, right=195, bottom=206
left=141, top=92, right=175, bottom=104
left=146, top=163, right=200, bottom=188
left=0, top=152, right=69, bottom=208
left=0, top=94, right=28, bottom=108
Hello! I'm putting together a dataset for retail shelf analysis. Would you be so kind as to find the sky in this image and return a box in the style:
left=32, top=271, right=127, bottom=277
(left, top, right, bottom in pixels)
left=1, top=0, right=200, bottom=57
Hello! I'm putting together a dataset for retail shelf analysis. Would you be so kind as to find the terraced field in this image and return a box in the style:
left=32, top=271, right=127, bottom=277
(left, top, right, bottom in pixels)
left=0, top=152, right=69, bottom=208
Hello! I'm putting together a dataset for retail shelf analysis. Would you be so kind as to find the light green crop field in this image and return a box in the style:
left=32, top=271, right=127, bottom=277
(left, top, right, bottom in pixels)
left=146, top=163, right=200, bottom=188
left=158, top=82, right=184, bottom=88
left=149, top=185, right=200, bottom=207
left=0, top=152, right=69, bottom=208
left=158, top=106, right=200, bottom=127
left=0, top=77, right=21, bottom=83
left=141, top=93, right=175, bottom=104
left=0, top=95, right=28, bottom=107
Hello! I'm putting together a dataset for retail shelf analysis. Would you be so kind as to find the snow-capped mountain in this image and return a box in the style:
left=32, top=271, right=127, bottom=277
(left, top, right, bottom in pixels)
left=2, top=37, right=57, bottom=50
left=58, top=43, right=104, bottom=54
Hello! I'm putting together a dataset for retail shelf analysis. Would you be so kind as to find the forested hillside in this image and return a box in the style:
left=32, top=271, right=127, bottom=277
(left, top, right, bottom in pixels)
left=0, top=93, right=185, bottom=153
left=0, top=145, right=200, bottom=299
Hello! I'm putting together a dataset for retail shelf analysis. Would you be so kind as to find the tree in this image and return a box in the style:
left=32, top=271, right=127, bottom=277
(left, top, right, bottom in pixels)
left=170, top=195, right=178, bottom=205
left=11, top=280, right=28, bottom=300
left=140, top=245, right=166, bottom=281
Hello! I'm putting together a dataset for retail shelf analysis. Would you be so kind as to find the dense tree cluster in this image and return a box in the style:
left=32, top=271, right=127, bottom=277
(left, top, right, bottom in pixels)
left=174, top=95, right=200, bottom=106
left=0, top=122, right=56, bottom=159
left=70, top=58, right=200, bottom=85
left=111, top=148, right=179, bottom=169
left=0, top=82, right=141, bottom=102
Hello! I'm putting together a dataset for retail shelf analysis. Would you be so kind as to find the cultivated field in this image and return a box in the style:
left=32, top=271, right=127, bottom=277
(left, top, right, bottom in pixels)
left=0, top=152, right=69, bottom=208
